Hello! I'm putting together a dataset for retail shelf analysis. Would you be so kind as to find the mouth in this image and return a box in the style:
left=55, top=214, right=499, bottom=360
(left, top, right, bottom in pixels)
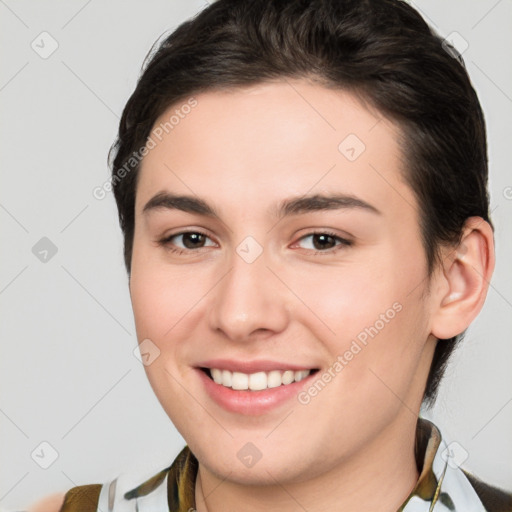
left=194, top=358, right=321, bottom=414
left=198, top=367, right=320, bottom=391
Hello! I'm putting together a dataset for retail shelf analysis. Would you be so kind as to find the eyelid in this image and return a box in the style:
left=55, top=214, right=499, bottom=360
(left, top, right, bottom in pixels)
left=157, top=229, right=217, bottom=249
left=292, top=230, right=353, bottom=252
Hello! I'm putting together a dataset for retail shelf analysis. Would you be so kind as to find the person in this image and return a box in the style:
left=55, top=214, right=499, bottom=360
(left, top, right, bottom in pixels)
left=29, top=0, right=512, bottom=510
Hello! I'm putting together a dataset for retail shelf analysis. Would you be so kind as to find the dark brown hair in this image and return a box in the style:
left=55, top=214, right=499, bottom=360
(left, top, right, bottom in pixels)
left=109, top=0, right=491, bottom=406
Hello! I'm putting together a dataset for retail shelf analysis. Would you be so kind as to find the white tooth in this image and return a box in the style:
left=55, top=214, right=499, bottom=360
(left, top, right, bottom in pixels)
left=221, top=369, right=232, bottom=387
left=249, top=372, right=267, bottom=391
left=282, top=370, right=294, bottom=385
left=211, top=368, right=223, bottom=384
left=295, top=370, right=310, bottom=382
left=267, top=370, right=282, bottom=388
left=232, top=371, right=249, bottom=390
left=212, top=368, right=310, bottom=390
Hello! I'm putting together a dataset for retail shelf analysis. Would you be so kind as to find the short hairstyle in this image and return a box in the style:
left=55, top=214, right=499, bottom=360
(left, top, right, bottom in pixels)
left=109, top=0, right=492, bottom=407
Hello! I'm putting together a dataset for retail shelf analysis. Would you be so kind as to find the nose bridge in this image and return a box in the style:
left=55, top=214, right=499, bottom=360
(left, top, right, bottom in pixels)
left=208, top=236, right=288, bottom=341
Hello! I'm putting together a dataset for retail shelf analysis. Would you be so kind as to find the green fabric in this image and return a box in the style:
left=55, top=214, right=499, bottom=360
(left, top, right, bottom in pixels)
left=463, top=470, right=512, bottom=512
left=60, top=484, right=102, bottom=512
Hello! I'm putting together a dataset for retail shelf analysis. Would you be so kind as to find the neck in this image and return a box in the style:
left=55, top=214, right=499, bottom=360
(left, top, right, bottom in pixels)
left=194, top=413, right=420, bottom=512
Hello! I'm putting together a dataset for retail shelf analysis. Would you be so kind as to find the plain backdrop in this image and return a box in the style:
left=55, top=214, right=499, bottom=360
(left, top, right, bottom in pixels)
left=1, top=0, right=511, bottom=509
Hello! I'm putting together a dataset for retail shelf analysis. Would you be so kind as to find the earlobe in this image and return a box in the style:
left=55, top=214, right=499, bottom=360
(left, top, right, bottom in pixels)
left=430, top=217, right=495, bottom=340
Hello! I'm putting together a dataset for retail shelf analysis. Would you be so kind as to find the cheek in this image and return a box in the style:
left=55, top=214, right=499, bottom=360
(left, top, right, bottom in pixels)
left=130, top=240, right=204, bottom=339
left=129, top=259, right=166, bottom=340
left=129, top=256, right=204, bottom=421
left=286, top=256, right=400, bottom=342
left=287, top=246, right=429, bottom=381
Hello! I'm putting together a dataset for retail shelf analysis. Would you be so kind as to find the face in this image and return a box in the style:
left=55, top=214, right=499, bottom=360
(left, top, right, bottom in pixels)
left=129, top=80, right=438, bottom=485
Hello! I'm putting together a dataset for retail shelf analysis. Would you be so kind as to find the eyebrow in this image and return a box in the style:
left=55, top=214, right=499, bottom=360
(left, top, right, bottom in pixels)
left=142, top=191, right=381, bottom=218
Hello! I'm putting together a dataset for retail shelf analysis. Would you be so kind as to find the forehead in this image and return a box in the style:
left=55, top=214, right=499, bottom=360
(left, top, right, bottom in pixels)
left=136, top=80, right=415, bottom=219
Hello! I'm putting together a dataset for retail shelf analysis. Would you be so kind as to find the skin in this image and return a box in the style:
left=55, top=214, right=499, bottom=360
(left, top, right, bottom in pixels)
left=121, top=80, right=494, bottom=512
left=26, top=493, right=65, bottom=512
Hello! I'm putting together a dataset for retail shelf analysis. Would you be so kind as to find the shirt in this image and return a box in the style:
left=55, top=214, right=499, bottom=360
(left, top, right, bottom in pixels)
left=60, top=417, right=512, bottom=512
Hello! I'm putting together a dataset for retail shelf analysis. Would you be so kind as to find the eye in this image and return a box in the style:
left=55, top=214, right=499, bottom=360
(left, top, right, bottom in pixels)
left=157, top=230, right=351, bottom=255
left=158, top=230, right=216, bottom=253
left=295, top=231, right=352, bottom=253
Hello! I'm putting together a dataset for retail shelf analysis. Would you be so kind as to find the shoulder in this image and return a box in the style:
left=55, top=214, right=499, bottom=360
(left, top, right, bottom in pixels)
left=26, top=492, right=67, bottom=512
left=462, top=469, right=512, bottom=512
left=28, top=484, right=102, bottom=512
left=26, top=446, right=194, bottom=512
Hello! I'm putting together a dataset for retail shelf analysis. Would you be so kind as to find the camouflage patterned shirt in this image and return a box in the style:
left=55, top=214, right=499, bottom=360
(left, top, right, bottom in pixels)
left=60, top=418, right=512, bottom=512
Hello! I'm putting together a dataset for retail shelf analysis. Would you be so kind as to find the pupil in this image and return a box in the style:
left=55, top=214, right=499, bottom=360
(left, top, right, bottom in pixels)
left=184, top=233, right=204, bottom=248
left=313, top=234, right=334, bottom=250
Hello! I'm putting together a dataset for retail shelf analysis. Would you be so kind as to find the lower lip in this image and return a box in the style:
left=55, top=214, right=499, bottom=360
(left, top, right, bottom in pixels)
left=196, top=368, right=316, bottom=415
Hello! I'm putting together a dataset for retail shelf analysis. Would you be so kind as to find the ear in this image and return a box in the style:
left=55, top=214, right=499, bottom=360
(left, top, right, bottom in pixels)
left=430, top=217, right=495, bottom=340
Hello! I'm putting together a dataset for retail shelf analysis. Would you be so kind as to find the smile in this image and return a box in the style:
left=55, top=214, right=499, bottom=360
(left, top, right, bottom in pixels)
left=206, top=368, right=312, bottom=391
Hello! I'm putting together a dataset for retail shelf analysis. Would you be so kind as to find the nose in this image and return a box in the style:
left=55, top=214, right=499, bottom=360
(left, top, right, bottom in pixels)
left=207, top=244, right=290, bottom=343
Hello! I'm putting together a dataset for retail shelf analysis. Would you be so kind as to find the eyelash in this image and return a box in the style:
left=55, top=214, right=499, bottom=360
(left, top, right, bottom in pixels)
left=157, top=230, right=353, bottom=256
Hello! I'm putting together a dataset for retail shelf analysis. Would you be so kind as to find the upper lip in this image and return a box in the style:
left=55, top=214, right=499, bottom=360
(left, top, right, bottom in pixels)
left=196, top=359, right=316, bottom=373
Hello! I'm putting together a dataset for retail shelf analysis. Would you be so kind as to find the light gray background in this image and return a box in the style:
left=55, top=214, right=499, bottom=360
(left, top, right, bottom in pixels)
left=1, top=0, right=511, bottom=509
